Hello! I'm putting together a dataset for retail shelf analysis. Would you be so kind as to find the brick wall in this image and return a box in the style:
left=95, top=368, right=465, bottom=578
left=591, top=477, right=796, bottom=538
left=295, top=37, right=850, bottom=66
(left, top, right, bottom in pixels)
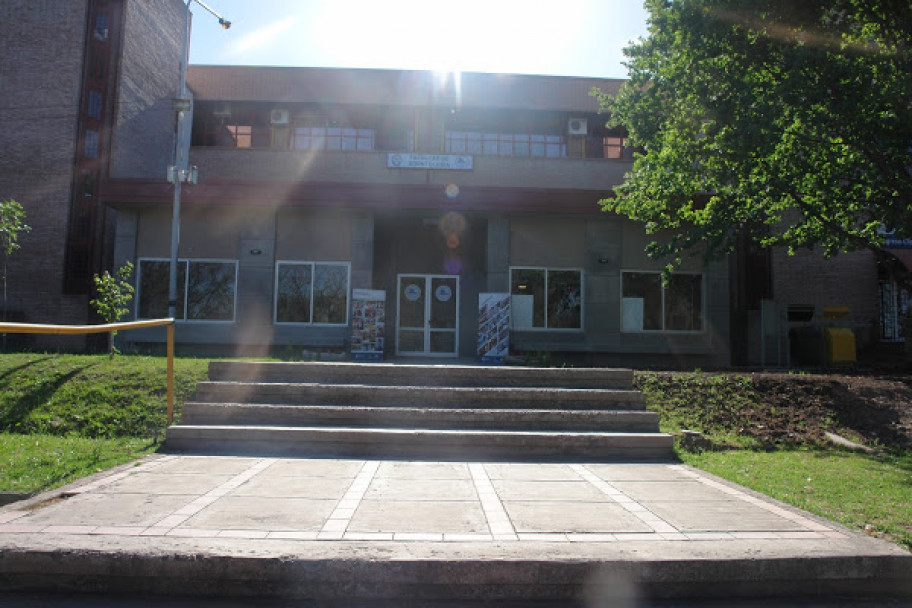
left=0, top=0, right=185, bottom=349
left=772, top=247, right=880, bottom=347
left=0, top=1, right=90, bottom=342
left=110, top=0, right=185, bottom=179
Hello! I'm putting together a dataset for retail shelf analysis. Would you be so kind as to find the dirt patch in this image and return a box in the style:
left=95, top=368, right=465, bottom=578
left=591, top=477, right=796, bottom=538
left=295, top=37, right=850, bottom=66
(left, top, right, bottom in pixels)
left=746, top=373, right=912, bottom=449
left=641, top=370, right=912, bottom=450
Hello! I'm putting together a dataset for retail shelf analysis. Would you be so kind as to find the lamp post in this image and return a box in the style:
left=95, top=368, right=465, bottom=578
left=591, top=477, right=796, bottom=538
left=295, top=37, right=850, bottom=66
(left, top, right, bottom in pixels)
left=167, top=0, right=230, bottom=320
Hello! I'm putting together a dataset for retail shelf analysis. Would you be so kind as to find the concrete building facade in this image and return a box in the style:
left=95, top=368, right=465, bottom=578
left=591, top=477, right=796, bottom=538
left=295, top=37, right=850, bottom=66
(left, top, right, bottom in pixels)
left=2, top=0, right=904, bottom=365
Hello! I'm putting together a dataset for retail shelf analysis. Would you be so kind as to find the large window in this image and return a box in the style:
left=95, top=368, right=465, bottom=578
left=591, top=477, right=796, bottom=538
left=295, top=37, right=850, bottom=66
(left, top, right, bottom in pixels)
left=290, top=127, right=375, bottom=152
left=445, top=132, right=566, bottom=158
left=275, top=262, right=350, bottom=325
left=510, top=268, right=582, bottom=330
left=137, top=259, right=237, bottom=322
left=621, top=272, right=703, bottom=332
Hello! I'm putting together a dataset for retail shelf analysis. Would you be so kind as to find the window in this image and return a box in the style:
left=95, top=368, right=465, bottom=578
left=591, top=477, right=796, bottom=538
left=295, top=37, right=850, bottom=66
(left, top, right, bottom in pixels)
left=621, top=272, right=703, bottom=332
left=200, top=113, right=270, bottom=148
left=83, top=130, right=99, bottom=158
left=87, top=90, right=103, bottom=119
left=275, top=262, right=350, bottom=325
left=93, top=13, right=109, bottom=42
left=446, top=132, right=566, bottom=158
left=137, top=259, right=237, bottom=322
left=510, top=268, right=582, bottom=329
left=290, top=127, right=375, bottom=152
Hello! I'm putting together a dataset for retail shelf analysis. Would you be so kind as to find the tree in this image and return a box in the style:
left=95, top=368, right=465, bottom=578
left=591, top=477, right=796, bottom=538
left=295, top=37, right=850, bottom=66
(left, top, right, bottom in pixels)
left=90, top=261, right=135, bottom=357
left=1, top=199, right=31, bottom=340
left=595, top=0, right=912, bottom=267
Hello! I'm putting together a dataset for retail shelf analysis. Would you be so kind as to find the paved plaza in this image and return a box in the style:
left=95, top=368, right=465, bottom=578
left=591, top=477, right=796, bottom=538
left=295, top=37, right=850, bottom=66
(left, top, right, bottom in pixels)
left=0, top=455, right=846, bottom=543
left=1, top=454, right=909, bottom=604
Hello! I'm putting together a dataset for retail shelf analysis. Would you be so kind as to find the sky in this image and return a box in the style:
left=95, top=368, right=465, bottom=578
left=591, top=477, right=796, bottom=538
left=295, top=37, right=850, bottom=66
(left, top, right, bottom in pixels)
left=187, top=0, right=650, bottom=79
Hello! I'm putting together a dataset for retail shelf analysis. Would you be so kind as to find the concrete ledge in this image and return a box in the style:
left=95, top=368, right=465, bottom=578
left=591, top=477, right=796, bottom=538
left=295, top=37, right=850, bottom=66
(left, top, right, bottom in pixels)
left=208, top=361, right=635, bottom=389
left=163, top=426, right=674, bottom=460
left=1, top=539, right=910, bottom=602
left=181, top=403, right=662, bottom=432
left=193, top=382, right=647, bottom=410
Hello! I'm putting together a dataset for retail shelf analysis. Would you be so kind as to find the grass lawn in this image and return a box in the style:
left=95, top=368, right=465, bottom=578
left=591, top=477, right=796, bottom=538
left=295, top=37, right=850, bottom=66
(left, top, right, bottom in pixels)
left=0, top=433, right=156, bottom=495
left=0, top=353, right=210, bottom=495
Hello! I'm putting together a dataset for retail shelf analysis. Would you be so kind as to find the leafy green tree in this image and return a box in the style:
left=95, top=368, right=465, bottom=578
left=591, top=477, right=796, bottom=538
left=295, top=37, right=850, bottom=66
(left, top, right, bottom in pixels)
left=90, top=261, right=135, bottom=357
left=595, top=0, right=912, bottom=267
left=1, top=199, right=31, bottom=343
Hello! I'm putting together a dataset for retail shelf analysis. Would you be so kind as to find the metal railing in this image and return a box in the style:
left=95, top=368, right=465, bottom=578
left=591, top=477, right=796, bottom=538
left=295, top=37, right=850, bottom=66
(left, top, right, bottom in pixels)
left=0, top=318, right=177, bottom=424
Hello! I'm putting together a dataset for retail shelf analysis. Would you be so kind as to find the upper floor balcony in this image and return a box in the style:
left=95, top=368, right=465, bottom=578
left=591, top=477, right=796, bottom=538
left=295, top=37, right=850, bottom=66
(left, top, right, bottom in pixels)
left=188, top=102, right=636, bottom=192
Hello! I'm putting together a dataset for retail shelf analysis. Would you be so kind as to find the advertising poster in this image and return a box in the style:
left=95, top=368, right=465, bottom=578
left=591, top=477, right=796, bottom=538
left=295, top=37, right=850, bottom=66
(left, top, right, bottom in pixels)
left=477, top=293, right=510, bottom=364
left=350, top=289, right=386, bottom=361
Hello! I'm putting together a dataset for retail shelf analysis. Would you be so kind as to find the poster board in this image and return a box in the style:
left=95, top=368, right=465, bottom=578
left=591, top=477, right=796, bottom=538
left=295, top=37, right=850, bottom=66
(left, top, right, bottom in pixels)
left=350, top=289, right=386, bottom=361
left=478, top=293, right=510, bottom=364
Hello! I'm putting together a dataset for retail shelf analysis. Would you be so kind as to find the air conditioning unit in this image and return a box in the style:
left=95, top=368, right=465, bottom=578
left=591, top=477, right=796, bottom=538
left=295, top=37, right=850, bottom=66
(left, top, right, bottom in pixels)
left=270, top=109, right=290, bottom=125
left=567, top=117, right=588, bottom=136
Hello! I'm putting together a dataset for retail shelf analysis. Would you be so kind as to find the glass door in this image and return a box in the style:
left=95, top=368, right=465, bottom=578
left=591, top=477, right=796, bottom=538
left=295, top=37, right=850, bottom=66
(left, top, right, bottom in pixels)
left=397, top=274, right=459, bottom=356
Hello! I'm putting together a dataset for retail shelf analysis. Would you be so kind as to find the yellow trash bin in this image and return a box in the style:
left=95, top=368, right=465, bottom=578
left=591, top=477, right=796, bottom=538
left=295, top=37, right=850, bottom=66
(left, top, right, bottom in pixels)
left=824, top=327, right=856, bottom=364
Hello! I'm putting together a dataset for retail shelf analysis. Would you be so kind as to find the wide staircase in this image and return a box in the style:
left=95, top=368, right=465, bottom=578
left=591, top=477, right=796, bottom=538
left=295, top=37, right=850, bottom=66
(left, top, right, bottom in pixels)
left=164, top=361, right=674, bottom=461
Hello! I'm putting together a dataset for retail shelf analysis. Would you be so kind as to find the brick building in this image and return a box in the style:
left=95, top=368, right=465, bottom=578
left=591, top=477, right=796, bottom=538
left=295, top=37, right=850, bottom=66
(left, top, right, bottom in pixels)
left=2, top=0, right=904, bottom=364
left=0, top=0, right=183, bottom=349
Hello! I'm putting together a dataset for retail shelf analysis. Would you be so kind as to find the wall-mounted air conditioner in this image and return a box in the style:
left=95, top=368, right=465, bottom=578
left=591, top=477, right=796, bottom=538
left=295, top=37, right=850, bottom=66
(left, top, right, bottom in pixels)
left=270, top=109, right=290, bottom=125
left=567, top=117, right=588, bottom=136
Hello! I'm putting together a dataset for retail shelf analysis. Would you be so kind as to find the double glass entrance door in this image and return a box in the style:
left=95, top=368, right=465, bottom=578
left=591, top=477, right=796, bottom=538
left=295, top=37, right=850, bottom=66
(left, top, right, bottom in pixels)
left=397, top=274, right=459, bottom=356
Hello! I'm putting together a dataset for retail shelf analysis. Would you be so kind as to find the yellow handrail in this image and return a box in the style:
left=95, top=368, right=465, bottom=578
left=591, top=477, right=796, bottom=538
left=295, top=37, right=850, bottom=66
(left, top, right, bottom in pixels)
left=0, top=318, right=177, bottom=424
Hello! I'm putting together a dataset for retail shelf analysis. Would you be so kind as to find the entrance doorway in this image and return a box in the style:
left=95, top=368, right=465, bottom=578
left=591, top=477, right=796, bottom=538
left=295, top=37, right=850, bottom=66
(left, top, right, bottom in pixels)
left=397, top=274, right=459, bottom=356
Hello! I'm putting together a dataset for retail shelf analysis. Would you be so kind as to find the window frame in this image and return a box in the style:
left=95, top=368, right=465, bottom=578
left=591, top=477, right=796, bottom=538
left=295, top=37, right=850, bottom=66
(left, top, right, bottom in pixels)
left=135, top=257, right=239, bottom=324
left=445, top=131, right=567, bottom=158
left=508, top=266, right=584, bottom=331
left=273, top=260, right=352, bottom=327
left=620, top=270, right=705, bottom=333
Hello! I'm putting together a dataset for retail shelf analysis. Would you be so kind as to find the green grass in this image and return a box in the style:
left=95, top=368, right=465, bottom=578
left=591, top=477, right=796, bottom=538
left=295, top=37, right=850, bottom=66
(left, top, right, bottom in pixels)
left=0, top=353, right=210, bottom=438
left=0, top=432, right=157, bottom=494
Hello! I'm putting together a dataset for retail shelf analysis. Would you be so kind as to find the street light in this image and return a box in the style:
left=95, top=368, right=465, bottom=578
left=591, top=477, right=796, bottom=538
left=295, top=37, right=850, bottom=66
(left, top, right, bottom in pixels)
left=167, top=0, right=230, bottom=320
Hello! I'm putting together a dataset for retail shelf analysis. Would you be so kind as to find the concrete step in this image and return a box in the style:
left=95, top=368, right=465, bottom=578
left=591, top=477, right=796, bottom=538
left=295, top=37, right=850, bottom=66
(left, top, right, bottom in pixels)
left=191, top=382, right=647, bottom=411
left=207, top=360, right=635, bottom=389
left=163, top=425, right=675, bottom=461
left=180, top=402, right=662, bottom=432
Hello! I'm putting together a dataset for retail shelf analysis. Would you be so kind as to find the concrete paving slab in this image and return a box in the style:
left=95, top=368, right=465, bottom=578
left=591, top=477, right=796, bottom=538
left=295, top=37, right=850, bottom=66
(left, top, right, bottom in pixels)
left=646, top=500, right=809, bottom=532
left=151, top=456, right=256, bottom=475
left=484, top=463, right=584, bottom=480
left=501, top=500, right=654, bottom=533
left=612, top=481, right=740, bottom=502
left=365, top=477, right=479, bottom=501
left=376, top=461, right=471, bottom=479
left=225, top=474, right=352, bottom=499
left=584, top=463, right=695, bottom=481
left=347, top=500, right=489, bottom=534
left=181, top=496, right=338, bottom=531
left=16, top=493, right=194, bottom=528
left=96, top=472, right=233, bottom=495
left=491, top=479, right=611, bottom=501
left=262, top=458, right=364, bottom=477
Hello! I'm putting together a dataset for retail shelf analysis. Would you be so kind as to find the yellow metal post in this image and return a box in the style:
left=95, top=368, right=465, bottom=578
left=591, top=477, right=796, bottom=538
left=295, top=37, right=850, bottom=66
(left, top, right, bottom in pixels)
left=166, top=322, right=175, bottom=426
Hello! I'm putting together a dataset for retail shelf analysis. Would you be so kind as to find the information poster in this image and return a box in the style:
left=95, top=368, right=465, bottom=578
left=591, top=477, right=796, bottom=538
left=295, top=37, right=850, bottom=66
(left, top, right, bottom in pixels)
left=350, top=289, right=386, bottom=361
left=477, top=293, right=510, bottom=364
